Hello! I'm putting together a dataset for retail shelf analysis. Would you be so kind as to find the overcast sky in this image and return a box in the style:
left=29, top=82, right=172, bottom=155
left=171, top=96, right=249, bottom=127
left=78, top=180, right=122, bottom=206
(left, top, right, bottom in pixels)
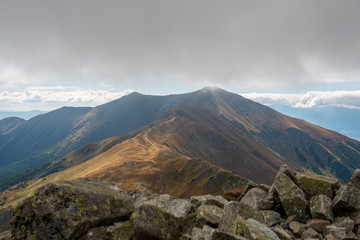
left=1, top=0, right=360, bottom=111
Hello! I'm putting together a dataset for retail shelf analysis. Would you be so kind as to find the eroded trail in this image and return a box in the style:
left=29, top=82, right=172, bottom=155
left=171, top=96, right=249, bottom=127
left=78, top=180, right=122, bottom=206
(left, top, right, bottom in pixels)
left=144, top=117, right=176, bottom=150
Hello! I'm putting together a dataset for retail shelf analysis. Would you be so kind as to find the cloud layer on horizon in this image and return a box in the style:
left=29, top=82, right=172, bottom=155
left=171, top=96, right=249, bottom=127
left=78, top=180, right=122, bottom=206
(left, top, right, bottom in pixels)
left=242, top=91, right=360, bottom=109
left=1, top=0, right=360, bottom=92
left=0, top=88, right=133, bottom=111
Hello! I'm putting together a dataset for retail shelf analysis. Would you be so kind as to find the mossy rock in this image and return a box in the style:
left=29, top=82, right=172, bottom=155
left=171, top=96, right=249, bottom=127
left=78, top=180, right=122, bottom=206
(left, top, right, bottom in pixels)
left=219, top=201, right=264, bottom=235
left=10, top=179, right=134, bottom=240
left=294, top=172, right=338, bottom=199
left=133, top=204, right=182, bottom=240
left=231, top=217, right=280, bottom=240
left=274, top=173, right=309, bottom=222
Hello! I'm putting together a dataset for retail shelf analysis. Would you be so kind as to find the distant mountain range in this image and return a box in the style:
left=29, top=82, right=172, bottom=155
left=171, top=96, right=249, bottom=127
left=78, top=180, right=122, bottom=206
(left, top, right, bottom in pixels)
left=267, top=104, right=360, bottom=141
left=1, top=87, right=360, bottom=197
left=0, top=110, right=47, bottom=120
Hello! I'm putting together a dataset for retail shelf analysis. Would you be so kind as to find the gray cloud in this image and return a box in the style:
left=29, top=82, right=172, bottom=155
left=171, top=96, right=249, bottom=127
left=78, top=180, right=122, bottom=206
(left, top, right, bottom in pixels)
left=0, top=0, right=360, bottom=91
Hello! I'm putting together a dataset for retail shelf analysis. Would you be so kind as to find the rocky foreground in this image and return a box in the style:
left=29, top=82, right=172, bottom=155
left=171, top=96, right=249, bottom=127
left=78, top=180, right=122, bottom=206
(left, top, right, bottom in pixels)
left=8, top=165, right=360, bottom=239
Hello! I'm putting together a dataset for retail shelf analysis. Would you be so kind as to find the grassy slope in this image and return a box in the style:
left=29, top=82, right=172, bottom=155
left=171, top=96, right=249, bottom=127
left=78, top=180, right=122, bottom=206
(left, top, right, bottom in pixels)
left=0, top=118, right=249, bottom=209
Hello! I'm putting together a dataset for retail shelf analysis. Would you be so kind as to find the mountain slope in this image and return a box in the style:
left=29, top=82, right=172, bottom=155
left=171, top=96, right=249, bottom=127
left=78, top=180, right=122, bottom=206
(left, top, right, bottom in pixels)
left=1, top=87, right=360, bottom=182
left=0, top=107, right=92, bottom=176
left=1, top=108, right=252, bottom=208
left=0, top=117, right=25, bottom=135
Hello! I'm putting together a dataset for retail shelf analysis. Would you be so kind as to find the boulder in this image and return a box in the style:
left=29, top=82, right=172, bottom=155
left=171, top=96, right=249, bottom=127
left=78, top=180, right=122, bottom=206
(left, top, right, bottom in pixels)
left=288, top=221, right=306, bottom=237
left=10, top=179, right=134, bottom=240
left=190, top=225, right=246, bottom=240
left=309, top=194, right=334, bottom=221
left=276, top=165, right=296, bottom=179
left=349, top=210, right=360, bottom=225
left=243, top=218, right=280, bottom=240
left=332, top=216, right=354, bottom=234
left=271, top=225, right=295, bottom=240
left=301, top=227, right=321, bottom=239
left=134, top=194, right=193, bottom=218
left=293, top=172, right=338, bottom=199
left=323, top=225, right=346, bottom=240
left=273, top=173, right=309, bottom=222
left=333, top=184, right=360, bottom=215
left=260, top=210, right=282, bottom=227
left=229, top=217, right=280, bottom=240
left=258, top=184, right=271, bottom=193
left=197, top=204, right=224, bottom=228
left=190, top=195, right=228, bottom=209
left=190, top=225, right=215, bottom=240
left=210, top=231, right=246, bottom=240
left=306, top=219, right=330, bottom=233
left=236, top=181, right=259, bottom=202
left=79, top=221, right=134, bottom=240
left=351, top=169, right=360, bottom=190
left=133, top=194, right=193, bottom=240
left=219, top=201, right=263, bottom=234
left=240, top=188, right=273, bottom=210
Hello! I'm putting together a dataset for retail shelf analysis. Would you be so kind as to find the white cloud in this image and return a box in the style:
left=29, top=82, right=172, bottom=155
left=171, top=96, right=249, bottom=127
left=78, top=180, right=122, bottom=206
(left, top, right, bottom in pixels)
left=0, top=88, right=133, bottom=111
left=242, top=91, right=360, bottom=109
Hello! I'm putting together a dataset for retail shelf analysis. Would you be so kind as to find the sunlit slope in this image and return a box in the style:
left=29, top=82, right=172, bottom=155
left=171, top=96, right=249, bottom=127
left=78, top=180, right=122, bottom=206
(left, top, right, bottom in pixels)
left=1, top=115, right=249, bottom=208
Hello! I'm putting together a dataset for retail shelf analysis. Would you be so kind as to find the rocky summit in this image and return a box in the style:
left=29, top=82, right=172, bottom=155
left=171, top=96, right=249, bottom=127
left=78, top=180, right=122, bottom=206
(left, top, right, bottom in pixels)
left=8, top=166, right=360, bottom=240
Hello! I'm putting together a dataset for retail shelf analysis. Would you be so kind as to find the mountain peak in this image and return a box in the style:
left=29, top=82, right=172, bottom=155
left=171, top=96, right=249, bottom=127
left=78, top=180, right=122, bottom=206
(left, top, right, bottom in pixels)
left=199, top=86, right=225, bottom=92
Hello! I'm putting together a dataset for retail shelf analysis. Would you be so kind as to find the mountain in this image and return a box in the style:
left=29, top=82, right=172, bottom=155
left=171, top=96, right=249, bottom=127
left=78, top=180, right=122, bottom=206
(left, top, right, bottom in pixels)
left=1, top=107, right=253, bottom=208
left=0, top=110, right=47, bottom=121
left=1, top=87, right=360, bottom=183
left=0, top=117, right=25, bottom=135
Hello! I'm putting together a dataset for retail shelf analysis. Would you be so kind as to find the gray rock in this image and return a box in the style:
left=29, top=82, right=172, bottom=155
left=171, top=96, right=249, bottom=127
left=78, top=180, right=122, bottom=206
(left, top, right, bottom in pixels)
left=351, top=169, right=360, bottom=190
left=191, top=225, right=246, bottom=240
left=135, top=194, right=193, bottom=218
left=276, top=165, right=296, bottom=179
left=219, top=201, right=264, bottom=234
left=332, top=216, right=354, bottom=234
left=10, top=179, right=134, bottom=240
left=79, top=221, right=134, bottom=240
left=260, top=210, right=282, bottom=227
left=333, top=184, right=360, bottom=215
left=345, top=232, right=358, bottom=240
left=306, top=219, right=330, bottom=233
left=244, top=218, right=281, bottom=240
left=323, top=226, right=346, bottom=240
left=190, top=195, right=228, bottom=209
left=271, top=225, right=295, bottom=240
left=266, top=184, right=277, bottom=202
left=349, top=210, right=360, bottom=225
left=227, top=217, right=280, bottom=240
left=191, top=225, right=215, bottom=240
left=310, top=194, right=334, bottom=221
left=356, top=226, right=360, bottom=239
left=301, top=227, right=321, bottom=239
left=197, top=204, right=224, bottom=228
left=258, top=184, right=271, bottom=193
left=274, top=173, right=309, bottom=222
left=133, top=194, right=193, bottom=240
left=240, top=187, right=273, bottom=210
left=236, top=181, right=259, bottom=202
left=293, top=172, right=338, bottom=199
left=288, top=221, right=307, bottom=237
left=210, top=230, right=246, bottom=240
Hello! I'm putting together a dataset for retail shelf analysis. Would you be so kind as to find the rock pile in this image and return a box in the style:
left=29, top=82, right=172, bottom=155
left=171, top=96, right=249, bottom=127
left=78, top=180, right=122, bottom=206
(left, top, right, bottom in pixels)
left=9, top=166, right=360, bottom=239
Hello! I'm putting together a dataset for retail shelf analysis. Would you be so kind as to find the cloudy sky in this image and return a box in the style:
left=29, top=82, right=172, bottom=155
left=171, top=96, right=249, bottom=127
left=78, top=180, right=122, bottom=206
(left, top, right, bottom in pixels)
left=1, top=0, right=360, bottom=111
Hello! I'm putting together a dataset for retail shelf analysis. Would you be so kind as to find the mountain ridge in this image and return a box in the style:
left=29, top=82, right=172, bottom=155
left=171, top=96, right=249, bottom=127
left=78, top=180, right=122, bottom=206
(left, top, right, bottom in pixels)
left=0, top=87, right=360, bottom=184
